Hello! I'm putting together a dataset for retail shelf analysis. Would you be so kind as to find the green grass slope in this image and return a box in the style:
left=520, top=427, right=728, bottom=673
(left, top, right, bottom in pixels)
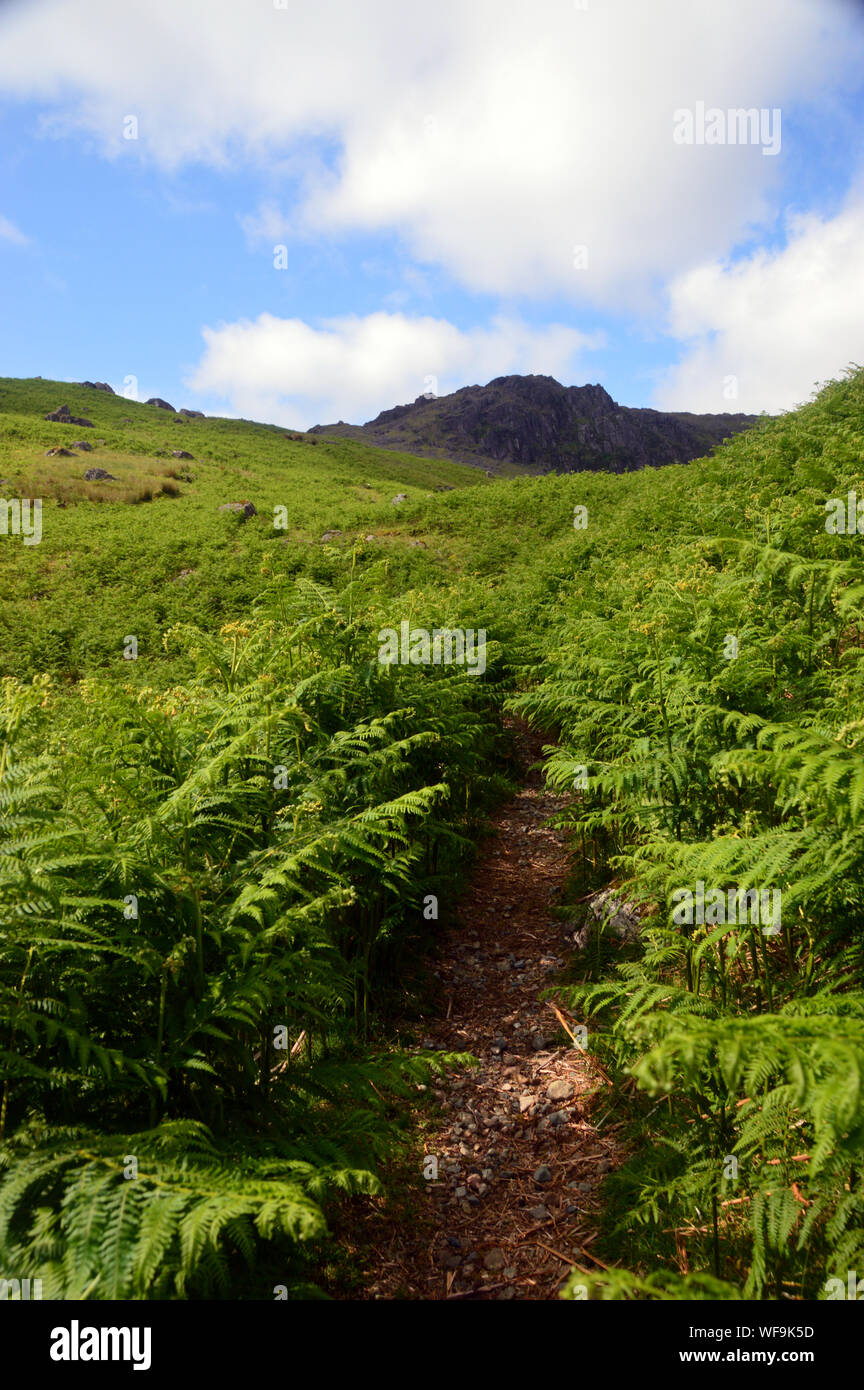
left=0, top=377, right=489, bottom=677
left=3, top=365, right=864, bottom=1300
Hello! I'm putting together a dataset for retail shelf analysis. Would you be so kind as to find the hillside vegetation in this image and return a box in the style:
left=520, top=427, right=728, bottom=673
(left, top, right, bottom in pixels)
left=1, top=368, right=864, bottom=1299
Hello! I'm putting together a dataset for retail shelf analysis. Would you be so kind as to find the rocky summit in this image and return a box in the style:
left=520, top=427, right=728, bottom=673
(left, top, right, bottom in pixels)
left=310, top=373, right=760, bottom=475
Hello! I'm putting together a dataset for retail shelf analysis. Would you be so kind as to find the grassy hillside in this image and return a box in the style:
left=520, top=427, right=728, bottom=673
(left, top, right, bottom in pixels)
left=0, top=378, right=489, bottom=679
left=3, top=366, right=864, bottom=1300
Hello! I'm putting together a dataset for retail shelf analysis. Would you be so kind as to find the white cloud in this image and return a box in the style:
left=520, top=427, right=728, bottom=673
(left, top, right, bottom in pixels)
left=654, top=196, right=864, bottom=413
left=0, top=214, right=28, bottom=245
left=0, top=0, right=861, bottom=302
left=186, top=311, right=602, bottom=429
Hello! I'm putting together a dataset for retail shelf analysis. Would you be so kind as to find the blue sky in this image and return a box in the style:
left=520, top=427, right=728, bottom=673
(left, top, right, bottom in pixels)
left=1, top=0, right=863, bottom=428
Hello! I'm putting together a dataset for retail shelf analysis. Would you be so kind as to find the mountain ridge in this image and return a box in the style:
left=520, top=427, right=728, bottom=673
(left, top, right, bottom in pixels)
left=310, top=373, right=761, bottom=475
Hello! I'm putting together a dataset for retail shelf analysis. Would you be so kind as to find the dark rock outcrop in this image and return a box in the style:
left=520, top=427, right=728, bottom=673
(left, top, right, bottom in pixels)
left=171, top=450, right=194, bottom=459
left=70, top=440, right=93, bottom=451
left=80, top=381, right=115, bottom=393
left=179, top=409, right=204, bottom=418
left=146, top=397, right=175, bottom=411
left=44, top=404, right=94, bottom=427
left=84, top=467, right=117, bottom=481
left=310, top=374, right=761, bottom=476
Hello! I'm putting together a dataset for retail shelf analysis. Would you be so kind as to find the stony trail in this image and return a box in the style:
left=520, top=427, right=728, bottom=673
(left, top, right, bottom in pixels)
left=355, top=726, right=618, bottom=1300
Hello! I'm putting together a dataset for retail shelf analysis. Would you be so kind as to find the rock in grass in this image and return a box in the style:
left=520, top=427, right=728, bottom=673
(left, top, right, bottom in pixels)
left=533, top=1165, right=553, bottom=1185
left=84, top=467, right=117, bottom=481
left=80, top=381, right=114, bottom=393
left=171, top=450, right=194, bottom=459
left=44, top=404, right=93, bottom=427
left=146, top=397, right=175, bottom=411
left=219, top=501, right=257, bottom=518
left=70, top=440, right=93, bottom=451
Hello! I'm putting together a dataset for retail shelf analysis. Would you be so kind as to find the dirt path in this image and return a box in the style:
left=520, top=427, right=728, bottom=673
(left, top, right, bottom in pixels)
left=355, top=725, right=617, bottom=1300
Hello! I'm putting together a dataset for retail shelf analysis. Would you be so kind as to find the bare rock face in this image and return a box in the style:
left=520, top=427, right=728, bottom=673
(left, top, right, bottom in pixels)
left=146, top=397, right=175, bottom=412
left=310, top=374, right=761, bottom=476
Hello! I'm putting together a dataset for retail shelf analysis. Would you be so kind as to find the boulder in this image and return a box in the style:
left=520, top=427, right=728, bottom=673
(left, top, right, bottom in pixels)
left=70, top=440, right=93, bottom=451
left=84, top=467, right=118, bottom=481
left=80, top=381, right=115, bottom=393
left=219, top=501, right=257, bottom=519
left=320, top=530, right=342, bottom=543
left=45, top=447, right=74, bottom=457
left=569, top=887, right=644, bottom=949
left=145, top=397, right=175, bottom=411
left=171, top=450, right=194, bottom=459
left=179, top=409, right=204, bottom=418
